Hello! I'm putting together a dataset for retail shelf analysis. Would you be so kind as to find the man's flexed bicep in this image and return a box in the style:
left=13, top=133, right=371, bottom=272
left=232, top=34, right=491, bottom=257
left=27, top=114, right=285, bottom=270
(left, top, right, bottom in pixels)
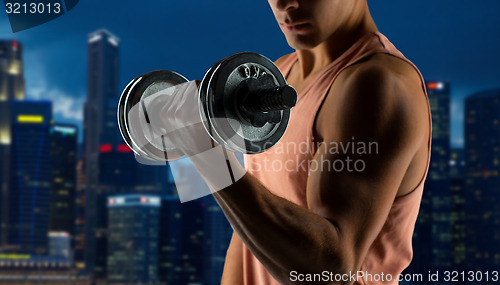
left=306, top=57, right=430, bottom=273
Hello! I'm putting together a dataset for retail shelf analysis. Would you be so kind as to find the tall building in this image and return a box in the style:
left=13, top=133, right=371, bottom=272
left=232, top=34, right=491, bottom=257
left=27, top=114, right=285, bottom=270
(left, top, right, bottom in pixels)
left=48, top=231, right=72, bottom=261
left=107, top=195, right=161, bottom=284
left=426, top=81, right=452, bottom=270
left=74, top=159, right=86, bottom=269
left=0, top=40, right=25, bottom=248
left=158, top=196, right=182, bottom=284
left=464, top=89, right=500, bottom=272
left=158, top=196, right=205, bottom=285
left=202, top=196, right=233, bottom=285
left=406, top=81, right=451, bottom=275
left=164, top=158, right=233, bottom=284
left=83, top=29, right=172, bottom=280
left=49, top=124, right=78, bottom=240
left=0, top=40, right=25, bottom=144
left=6, top=100, right=52, bottom=255
left=449, top=148, right=466, bottom=269
left=83, top=29, right=120, bottom=279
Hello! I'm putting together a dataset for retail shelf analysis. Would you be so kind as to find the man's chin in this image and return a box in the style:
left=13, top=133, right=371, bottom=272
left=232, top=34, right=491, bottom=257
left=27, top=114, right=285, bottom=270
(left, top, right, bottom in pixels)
left=285, top=35, right=321, bottom=50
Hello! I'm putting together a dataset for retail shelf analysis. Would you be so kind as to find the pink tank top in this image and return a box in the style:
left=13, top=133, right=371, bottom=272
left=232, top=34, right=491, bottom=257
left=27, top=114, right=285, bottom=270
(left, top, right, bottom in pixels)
left=242, top=32, right=431, bottom=285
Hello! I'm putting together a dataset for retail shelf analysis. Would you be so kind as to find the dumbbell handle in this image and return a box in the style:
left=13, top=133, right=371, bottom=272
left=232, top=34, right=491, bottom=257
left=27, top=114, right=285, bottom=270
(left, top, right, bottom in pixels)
left=242, top=85, right=297, bottom=113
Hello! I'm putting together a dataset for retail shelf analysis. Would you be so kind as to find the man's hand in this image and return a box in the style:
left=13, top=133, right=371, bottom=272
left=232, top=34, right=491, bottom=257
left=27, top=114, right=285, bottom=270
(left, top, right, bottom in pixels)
left=147, top=80, right=247, bottom=201
left=152, top=80, right=215, bottom=156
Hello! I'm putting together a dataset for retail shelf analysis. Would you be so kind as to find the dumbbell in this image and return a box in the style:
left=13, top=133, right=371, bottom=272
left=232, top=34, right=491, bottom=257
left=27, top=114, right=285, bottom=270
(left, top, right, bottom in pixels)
left=117, top=52, right=297, bottom=161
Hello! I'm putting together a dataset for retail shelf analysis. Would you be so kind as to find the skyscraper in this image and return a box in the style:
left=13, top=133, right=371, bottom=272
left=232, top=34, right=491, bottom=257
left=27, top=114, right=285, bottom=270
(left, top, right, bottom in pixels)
left=0, top=40, right=25, bottom=144
left=406, top=81, right=451, bottom=274
left=73, top=159, right=86, bottom=270
left=7, top=100, right=52, bottom=255
left=202, top=196, right=233, bottom=285
left=49, top=124, right=78, bottom=239
left=426, top=81, right=452, bottom=270
left=83, top=28, right=176, bottom=281
left=0, top=40, right=25, bottom=248
left=158, top=196, right=182, bottom=284
left=107, top=194, right=160, bottom=284
left=464, top=89, right=500, bottom=272
left=158, top=196, right=205, bottom=285
left=48, top=231, right=72, bottom=261
left=83, top=28, right=120, bottom=279
left=449, top=148, right=466, bottom=269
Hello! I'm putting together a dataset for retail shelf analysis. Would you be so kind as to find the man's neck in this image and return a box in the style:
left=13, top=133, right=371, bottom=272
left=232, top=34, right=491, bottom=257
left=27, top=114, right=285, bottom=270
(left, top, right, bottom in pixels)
left=295, top=9, right=378, bottom=79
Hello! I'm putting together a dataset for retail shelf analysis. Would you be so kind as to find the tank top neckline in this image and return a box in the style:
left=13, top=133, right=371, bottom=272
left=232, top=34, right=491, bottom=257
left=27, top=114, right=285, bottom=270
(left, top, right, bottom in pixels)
left=281, top=31, right=381, bottom=94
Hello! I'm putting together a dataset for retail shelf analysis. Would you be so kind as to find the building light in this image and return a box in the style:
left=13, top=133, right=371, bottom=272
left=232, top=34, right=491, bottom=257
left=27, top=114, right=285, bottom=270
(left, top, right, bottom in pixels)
left=48, top=231, right=69, bottom=237
left=8, top=60, right=20, bottom=75
left=100, top=144, right=112, bottom=153
left=17, top=115, right=44, bottom=123
left=0, top=254, right=31, bottom=260
left=117, top=144, right=132, bottom=153
left=88, top=34, right=102, bottom=43
left=149, top=197, right=161, bottom=205
left=15, top=90, right=24, bottom=100
left=427, top=82, right=445, bottom=91
left=108, top=37, right=119, bottom=47
left=75, top=262, right=85, bottom=269
left=53, top=125, right=77, bottom=136
left=0, top=128, right=11, bottom=144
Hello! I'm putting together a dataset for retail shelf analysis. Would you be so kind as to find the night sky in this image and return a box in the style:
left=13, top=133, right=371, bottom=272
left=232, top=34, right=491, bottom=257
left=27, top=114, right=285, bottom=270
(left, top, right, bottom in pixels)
left=0, top=0, right=499, bottom=147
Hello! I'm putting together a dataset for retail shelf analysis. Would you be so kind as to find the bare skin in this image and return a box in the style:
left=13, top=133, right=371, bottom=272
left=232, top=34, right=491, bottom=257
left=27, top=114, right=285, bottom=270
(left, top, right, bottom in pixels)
left=213, top=0, right=430, bottom=284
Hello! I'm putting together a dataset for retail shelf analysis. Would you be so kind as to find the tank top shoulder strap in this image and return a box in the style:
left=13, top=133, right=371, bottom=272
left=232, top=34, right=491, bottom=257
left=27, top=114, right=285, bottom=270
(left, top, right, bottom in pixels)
left=276, top=53, right=298, bottom=78
left=340, top=32, right=432, bottom=202
left=373, top=33, right=432, bottom=201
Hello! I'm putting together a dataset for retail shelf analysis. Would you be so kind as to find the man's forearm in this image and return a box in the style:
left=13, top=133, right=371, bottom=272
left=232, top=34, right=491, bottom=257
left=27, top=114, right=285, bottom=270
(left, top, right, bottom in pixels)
left=221, top=233, right=244, bottom=285
left=213, top=171, right=348, bottom=284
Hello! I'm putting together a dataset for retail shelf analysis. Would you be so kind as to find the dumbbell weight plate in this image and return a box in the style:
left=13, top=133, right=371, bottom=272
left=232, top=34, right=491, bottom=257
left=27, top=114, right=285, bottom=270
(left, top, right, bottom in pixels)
left=117, top=70, right=189, bottom=161
left=199, top=57, right=228, bottom=146
left=202, top=52, right=290, bottom=154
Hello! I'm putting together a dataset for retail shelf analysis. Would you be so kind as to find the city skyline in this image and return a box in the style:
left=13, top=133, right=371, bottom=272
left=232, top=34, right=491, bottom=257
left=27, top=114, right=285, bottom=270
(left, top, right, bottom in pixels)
left=0, top=1, right=498, bottom=147
left=0, top=29, right=233, bottom=284
left=0, top=2, right=499, bottom=284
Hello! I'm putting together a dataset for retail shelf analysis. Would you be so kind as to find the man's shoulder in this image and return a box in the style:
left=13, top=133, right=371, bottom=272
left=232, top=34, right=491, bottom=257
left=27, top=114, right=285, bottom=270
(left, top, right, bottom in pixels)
left=316, top=52, right=428, bottom=139
left=332, top=53, right=425, bottom=104
left=361, top=53, right=422, bottom=83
